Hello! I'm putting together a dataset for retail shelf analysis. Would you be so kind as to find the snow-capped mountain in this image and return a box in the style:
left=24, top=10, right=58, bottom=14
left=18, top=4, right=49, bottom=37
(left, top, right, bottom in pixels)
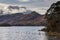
left=0, top=4, right=34, bottom=15
left=0, top=3, right=47, bottom=26
left=3, top=6, right=27, bottom=14
left=0, top=3, right=48, bottom=15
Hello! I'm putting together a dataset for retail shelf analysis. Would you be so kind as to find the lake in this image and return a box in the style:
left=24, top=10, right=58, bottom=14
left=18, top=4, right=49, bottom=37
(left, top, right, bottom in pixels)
left=0, top=26, right=48, bottom=40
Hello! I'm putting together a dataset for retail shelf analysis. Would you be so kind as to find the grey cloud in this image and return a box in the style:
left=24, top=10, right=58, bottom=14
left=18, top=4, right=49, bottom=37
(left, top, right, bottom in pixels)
left=0, top=0, right=59, bottom=7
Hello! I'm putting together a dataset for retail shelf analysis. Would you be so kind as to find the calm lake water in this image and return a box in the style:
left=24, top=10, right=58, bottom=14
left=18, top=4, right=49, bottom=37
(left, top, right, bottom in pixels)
left=0, top=26, right=48, bottom=40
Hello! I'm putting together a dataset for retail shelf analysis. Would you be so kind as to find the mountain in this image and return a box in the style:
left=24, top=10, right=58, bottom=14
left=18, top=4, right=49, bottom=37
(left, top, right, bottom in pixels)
left=45, top=1, right=60, bottom=32
left=0, top=3, right=48, bottom=15
left=0, top=11, right=46, bottom=26
left=1, top=5, right=27, bottom=15
left=0, top=5, right=37, bottom=15
left=8, top=6, right=20, bottom=10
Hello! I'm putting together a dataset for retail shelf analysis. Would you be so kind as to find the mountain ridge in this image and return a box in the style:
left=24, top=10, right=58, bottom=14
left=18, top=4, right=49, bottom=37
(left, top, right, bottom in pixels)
left=0, top=11, right=46, bottom=26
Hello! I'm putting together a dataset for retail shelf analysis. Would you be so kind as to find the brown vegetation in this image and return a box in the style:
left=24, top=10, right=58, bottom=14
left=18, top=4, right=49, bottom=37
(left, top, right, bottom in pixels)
left=0, top=11, right=46, bottom=26
left=45, top=1, right=60, bottom=32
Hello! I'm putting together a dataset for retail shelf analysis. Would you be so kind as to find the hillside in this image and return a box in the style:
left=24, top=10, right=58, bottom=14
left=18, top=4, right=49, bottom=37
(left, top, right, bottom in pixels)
left=45, top=1, right=60, bottom=32
left=0, top=11, right=46, bottom=26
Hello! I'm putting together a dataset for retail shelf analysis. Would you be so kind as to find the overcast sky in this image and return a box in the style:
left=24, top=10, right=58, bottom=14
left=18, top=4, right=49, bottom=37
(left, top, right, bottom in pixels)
left=0, top=0, right=59, bottom=15
left=0, top=0, right=59, bottom=7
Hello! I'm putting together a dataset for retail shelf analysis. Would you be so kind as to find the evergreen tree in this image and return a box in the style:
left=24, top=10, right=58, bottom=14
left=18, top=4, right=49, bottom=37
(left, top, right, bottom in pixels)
left=45, top=1, right=60, bottom=32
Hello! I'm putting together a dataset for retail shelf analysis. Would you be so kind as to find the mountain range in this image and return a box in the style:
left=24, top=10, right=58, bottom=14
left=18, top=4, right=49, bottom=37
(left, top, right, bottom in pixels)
left=0, top=3, right=47, bottom=26
left=0, top=3, right=48, bottom=15
left=0, top=5, right=28, bottom=15
left=0, top=11, right=46, bottom=26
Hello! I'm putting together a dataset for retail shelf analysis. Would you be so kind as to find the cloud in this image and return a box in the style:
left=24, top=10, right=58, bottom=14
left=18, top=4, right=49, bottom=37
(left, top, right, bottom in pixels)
left=18, top=0, right=30, bottom=2
left=0, top=0, right=60, bottom=15
left=0, top=0, right=59, bottom=7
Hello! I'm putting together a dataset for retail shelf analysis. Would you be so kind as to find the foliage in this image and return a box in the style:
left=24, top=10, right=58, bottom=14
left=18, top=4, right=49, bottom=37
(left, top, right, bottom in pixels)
left=45, top=1, right=60, bottom=32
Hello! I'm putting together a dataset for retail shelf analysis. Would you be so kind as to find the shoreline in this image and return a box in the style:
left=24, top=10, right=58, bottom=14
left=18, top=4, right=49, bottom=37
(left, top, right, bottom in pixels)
left=47, top=31, right=60, bottom=38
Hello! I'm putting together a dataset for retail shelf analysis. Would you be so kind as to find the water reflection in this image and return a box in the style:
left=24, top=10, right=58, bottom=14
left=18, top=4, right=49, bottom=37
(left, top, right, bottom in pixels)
left=0, top=27, right=48, bottom=40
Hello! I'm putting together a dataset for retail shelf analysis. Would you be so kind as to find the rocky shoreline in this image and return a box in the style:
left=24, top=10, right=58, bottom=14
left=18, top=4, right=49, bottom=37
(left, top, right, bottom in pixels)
left=48, top=36, right=60, bottom=40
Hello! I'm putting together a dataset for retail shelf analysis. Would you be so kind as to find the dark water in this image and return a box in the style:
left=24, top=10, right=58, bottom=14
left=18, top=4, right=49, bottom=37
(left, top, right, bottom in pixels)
left=0, top=26, right=47, bottom=40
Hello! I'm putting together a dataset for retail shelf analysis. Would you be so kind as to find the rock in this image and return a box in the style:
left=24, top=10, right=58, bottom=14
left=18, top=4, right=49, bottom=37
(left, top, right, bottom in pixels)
left=45, top=1, right=60, bottom=32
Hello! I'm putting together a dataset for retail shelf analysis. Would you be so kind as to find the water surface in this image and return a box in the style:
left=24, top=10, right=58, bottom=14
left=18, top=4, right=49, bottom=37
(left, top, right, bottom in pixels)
left=0, top=26, right=48, bottom=40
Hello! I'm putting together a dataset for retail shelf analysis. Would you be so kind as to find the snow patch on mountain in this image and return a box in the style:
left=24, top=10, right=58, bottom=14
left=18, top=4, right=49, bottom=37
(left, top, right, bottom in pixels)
left=0, top=3, right=48, bottom=15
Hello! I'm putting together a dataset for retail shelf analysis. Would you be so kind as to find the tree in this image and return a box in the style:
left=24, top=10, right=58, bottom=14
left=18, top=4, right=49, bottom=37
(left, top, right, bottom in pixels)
left=45, top=1, right=60, bottom=32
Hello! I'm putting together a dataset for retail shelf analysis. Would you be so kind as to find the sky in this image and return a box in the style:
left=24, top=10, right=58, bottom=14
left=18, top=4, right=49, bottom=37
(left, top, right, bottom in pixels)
left=0, top=0, right=60, bottom=15
left=0, top=0, right=59, bottom=7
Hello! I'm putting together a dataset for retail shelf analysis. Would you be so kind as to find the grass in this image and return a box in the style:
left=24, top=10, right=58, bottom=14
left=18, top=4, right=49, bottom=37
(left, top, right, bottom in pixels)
left=47, top=31, right=60, bottom=37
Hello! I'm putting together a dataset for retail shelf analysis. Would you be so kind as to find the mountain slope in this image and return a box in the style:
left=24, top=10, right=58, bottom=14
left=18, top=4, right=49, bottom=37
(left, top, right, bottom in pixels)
left=0, top=11, right=46, bottom=26
left=45, top=1, right=60, bottom=32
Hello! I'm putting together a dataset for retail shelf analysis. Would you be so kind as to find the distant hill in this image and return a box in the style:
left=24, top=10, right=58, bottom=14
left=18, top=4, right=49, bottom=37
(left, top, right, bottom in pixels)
left=0, top=11, right=46, bottom=26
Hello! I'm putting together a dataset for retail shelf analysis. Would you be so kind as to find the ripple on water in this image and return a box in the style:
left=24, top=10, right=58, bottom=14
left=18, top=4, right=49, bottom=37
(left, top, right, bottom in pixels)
left=0, top=26, right=48, bottom=40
